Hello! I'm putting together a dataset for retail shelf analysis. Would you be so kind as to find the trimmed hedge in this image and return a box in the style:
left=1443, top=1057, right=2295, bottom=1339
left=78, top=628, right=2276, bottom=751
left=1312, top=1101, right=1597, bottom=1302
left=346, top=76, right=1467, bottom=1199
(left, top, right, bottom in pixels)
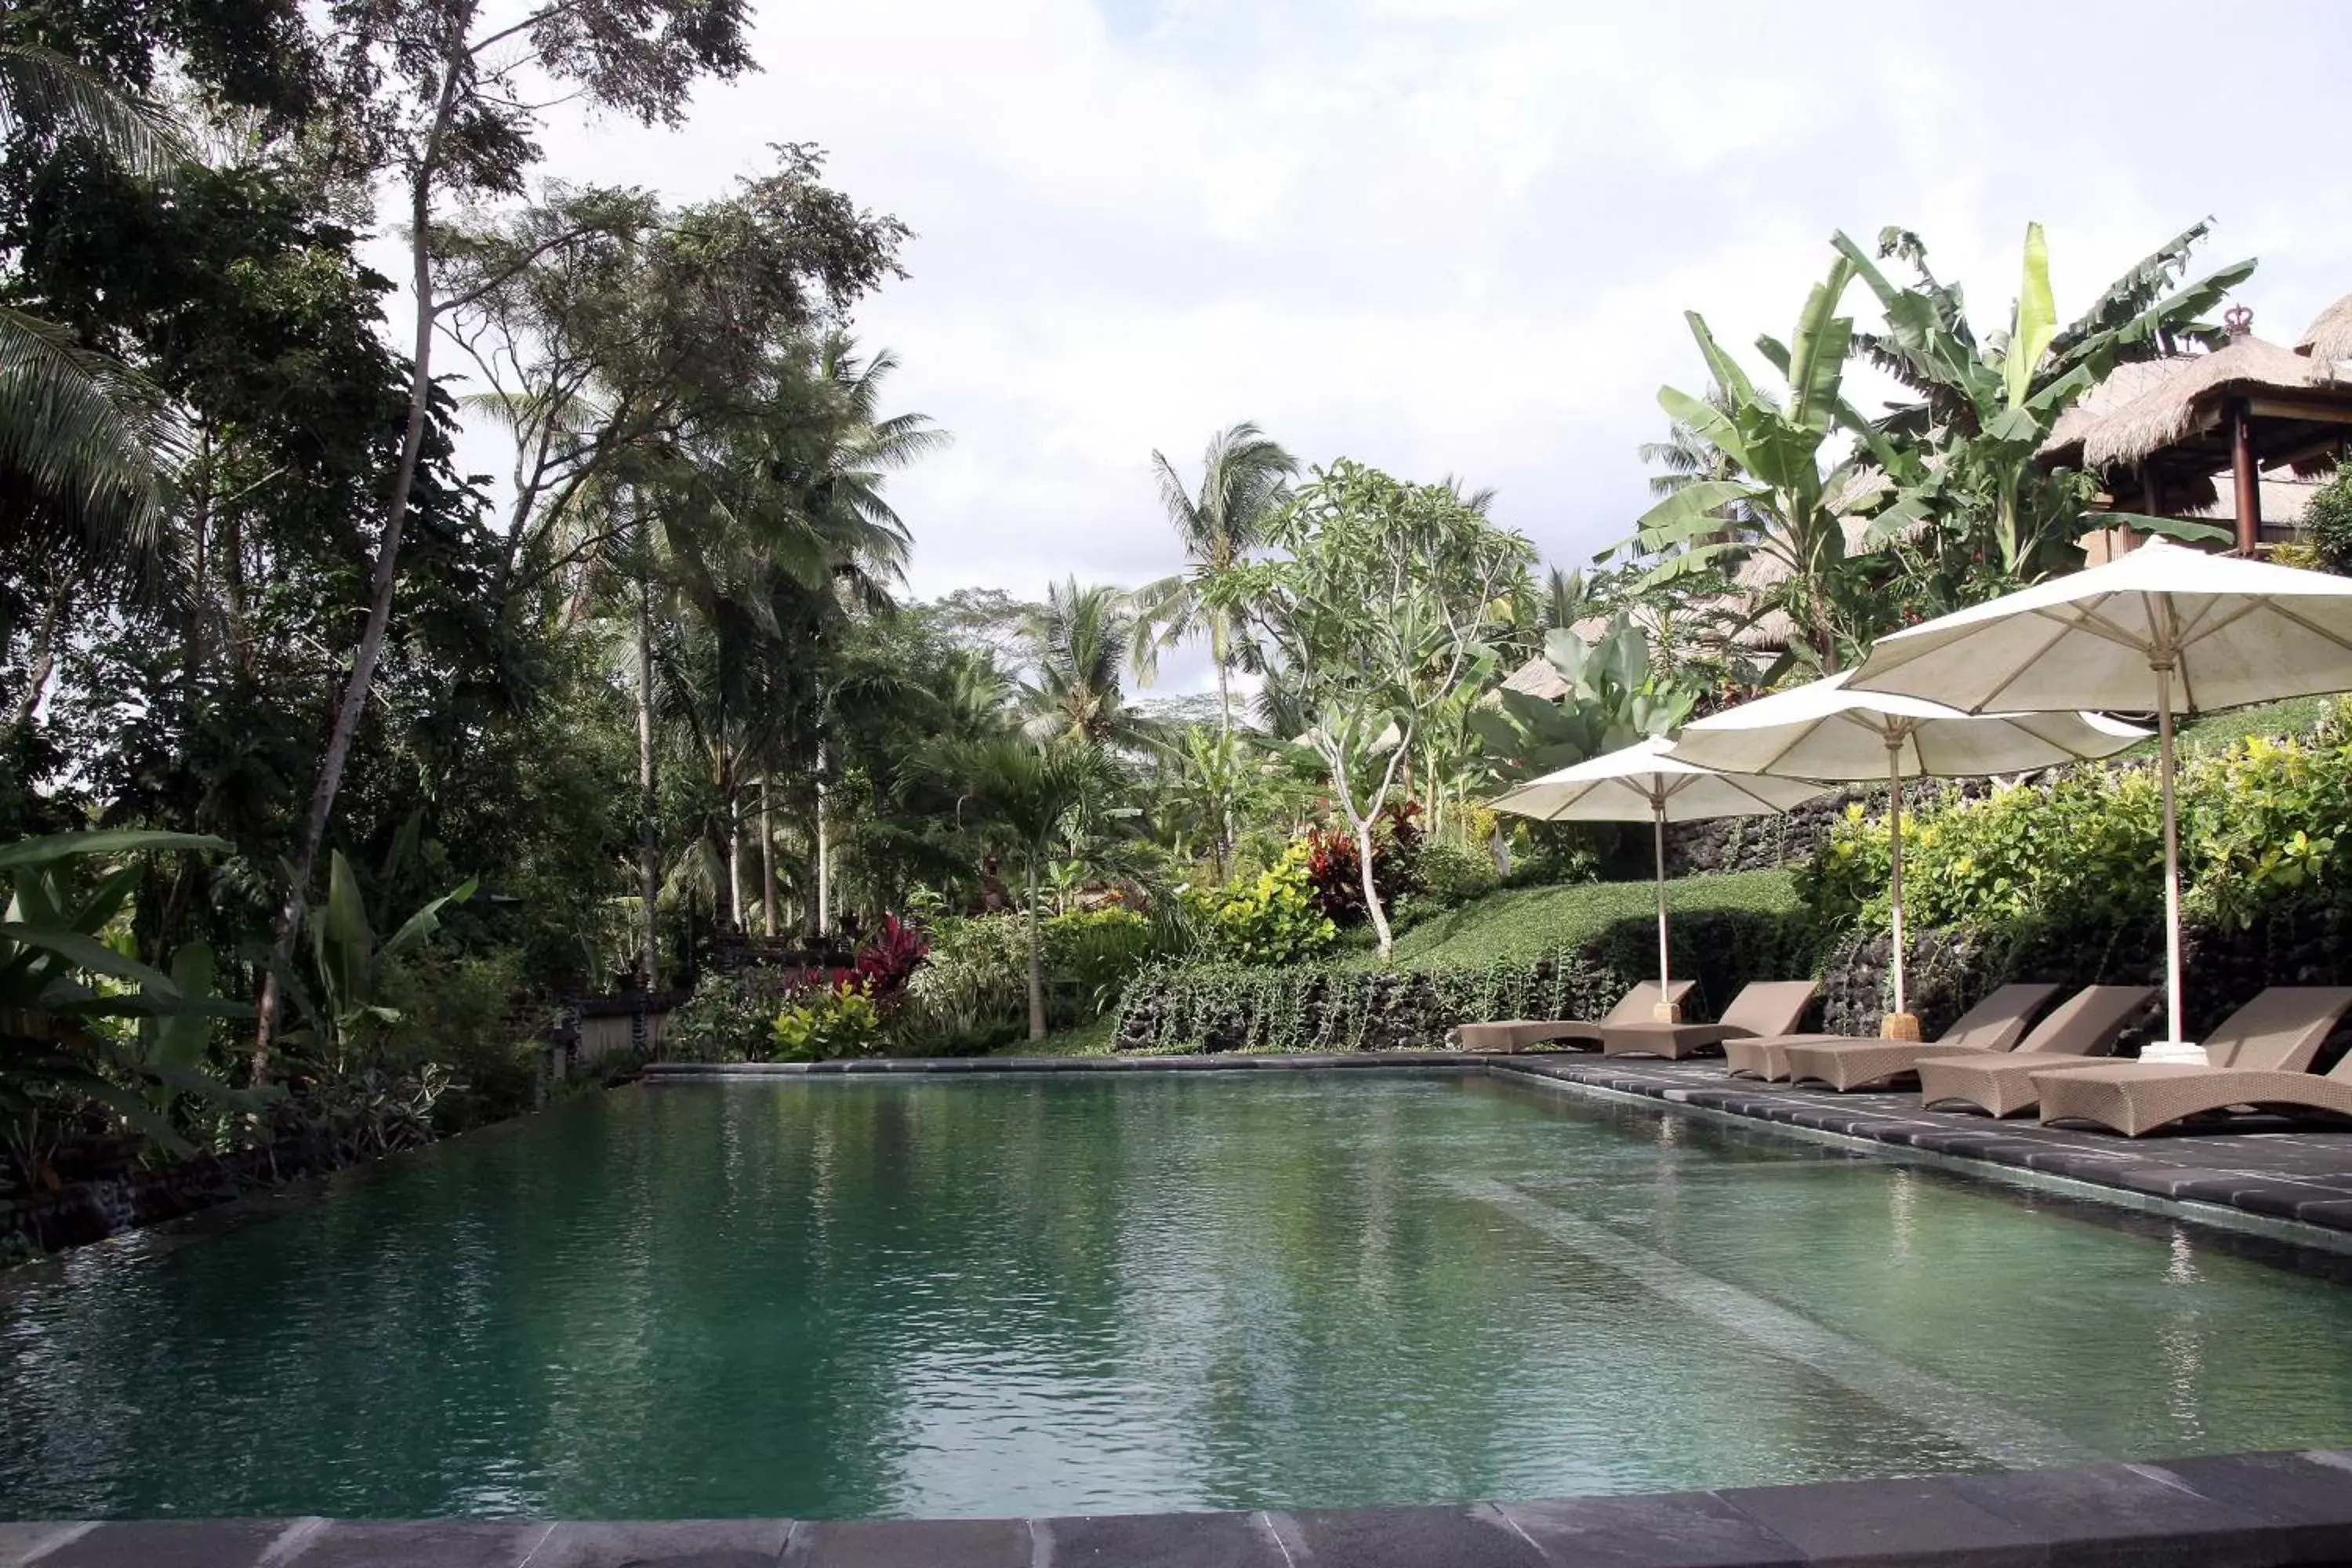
left=1114, top=902, right=1820, bottom=1054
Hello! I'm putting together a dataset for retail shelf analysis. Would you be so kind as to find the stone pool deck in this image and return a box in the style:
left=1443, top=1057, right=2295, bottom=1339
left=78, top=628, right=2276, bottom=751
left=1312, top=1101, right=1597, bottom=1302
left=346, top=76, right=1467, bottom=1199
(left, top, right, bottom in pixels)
left=9, top=1450, right=2352, bottom=1566
left=651, top=1048, right=2352, bottom=1240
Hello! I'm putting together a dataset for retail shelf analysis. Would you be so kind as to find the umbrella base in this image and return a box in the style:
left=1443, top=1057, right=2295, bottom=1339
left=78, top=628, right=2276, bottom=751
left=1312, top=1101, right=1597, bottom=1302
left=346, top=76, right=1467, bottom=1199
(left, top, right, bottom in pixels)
left=1653, top=1001, right=1683, bottom=1023
left=1880, top=1011, right=1922, bottom=1041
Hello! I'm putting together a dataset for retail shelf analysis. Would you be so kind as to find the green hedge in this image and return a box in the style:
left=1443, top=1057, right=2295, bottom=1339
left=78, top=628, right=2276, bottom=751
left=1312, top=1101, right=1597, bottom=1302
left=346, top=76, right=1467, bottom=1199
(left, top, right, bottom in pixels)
left=1799, top=710, right=2352, bottom=937
left=1114, top=902, right=1820, bottom=1054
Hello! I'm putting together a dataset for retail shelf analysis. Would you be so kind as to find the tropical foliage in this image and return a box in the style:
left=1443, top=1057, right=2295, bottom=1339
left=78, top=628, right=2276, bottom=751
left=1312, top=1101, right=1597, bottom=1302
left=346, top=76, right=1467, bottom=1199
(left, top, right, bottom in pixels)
left=0, top=0, right=2319, bottom=1227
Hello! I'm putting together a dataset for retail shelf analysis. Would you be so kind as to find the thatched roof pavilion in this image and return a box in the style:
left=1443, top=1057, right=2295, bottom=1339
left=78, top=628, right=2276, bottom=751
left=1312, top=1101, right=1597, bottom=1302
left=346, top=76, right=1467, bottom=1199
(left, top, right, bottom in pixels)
left=2298, top=293, right=2352, bottom=384
left=2055, top=307, right=2352, bottom=553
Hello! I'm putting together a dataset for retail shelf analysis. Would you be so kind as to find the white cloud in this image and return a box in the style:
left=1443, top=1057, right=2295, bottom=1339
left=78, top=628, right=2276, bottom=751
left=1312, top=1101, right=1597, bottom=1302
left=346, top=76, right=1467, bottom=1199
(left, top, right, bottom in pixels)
left=488, top=0, right=2350, bottom=641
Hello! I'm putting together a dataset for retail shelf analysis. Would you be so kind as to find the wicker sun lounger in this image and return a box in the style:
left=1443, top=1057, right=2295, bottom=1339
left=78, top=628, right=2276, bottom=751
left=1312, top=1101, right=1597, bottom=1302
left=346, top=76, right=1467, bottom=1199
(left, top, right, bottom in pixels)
left=1598, top=980, right=1817, bottom=1061
left=1771, top=983, right=2063, bottom=1090
left=2032, top=987, right=2352, bottom=1137
left=1911, top=985, right=2156, bottom=1118
left=1455, top=980, right=1696, bottom=1054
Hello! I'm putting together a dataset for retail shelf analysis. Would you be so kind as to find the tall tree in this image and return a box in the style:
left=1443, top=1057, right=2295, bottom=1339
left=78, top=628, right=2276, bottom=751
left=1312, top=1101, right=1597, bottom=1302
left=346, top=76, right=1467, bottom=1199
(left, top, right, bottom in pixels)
left=0, top=42, right=190, bottom=585
left=1217, top=459, right=1531, bottom=960
left=1021, top=579, right=1152, bottom=748
left=947, top=736, right=1125, bottom=1040
left=260, top=0, right=759, bottom=1052
left=1132, top=422, right=1297, bottom=735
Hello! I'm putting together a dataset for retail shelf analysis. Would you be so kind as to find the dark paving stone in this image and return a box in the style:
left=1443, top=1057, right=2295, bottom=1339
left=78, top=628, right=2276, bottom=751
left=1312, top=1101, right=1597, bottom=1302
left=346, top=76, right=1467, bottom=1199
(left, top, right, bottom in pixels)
left=2292, top=1198, right=2352, bottom=1229
left=1276, top=1504, right=1548, bottom=1568
left=1498, top=1490, right=1806, bottom=1567
left=1717, top=1473, right=2041, bottom=1568
left=1036, top=1509, right=1287, bottom=1566
left=1948, top=1459, right=2279, bottom=1567
left=530, top=1520, right=793, bottom=1567
left=780, top=1517, right=1030, bottom=1568
left=38, top=1519, right=299, bottom=1568
left=281, top=1521, right=551, bottom=1567
left=2150, top=1450, right=2352, bottom=1562
left=0, top=1524, right=98, bottom=1568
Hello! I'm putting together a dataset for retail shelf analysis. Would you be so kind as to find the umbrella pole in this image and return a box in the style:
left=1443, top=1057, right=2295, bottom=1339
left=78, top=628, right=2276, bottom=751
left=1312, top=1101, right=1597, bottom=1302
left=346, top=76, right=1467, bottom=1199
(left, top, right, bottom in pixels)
left=2155, top=659, right=2185, bottom=1045
left=1883, top=741, right=1918, bottom=1040
left=1652, top=798, right=1680, bottom=1022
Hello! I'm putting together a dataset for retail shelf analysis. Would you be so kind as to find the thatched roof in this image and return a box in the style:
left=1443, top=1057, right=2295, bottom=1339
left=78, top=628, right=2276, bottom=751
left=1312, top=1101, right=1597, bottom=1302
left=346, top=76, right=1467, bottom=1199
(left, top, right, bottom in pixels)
left=2081, top=330, right=2327, bottom=468
left=1500, top=655, right=1570, bottom=701
left=2039, top=357, right=2193, bottom=462
left=2297, top=293, right=2352, bottom=385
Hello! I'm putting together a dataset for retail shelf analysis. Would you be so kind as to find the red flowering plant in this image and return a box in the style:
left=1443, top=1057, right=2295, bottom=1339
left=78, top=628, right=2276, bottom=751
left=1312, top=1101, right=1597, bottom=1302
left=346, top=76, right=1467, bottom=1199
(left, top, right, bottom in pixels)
left=1302, top=800, right=1422, bottom=927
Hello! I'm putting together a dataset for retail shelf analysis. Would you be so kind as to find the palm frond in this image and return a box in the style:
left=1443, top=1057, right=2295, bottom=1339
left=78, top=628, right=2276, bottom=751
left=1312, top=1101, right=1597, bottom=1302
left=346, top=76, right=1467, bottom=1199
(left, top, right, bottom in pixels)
left=0, top=307, right=180, bottom=579
left=0, top=44, right=190, bottom=180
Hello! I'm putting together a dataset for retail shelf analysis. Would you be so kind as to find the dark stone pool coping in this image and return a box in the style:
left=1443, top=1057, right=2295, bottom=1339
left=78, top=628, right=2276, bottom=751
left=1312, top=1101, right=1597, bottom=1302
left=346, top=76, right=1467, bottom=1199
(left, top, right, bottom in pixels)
left=645, top=1051, right=2352, bottom=1238
left=9, top=1450, right=2352, bottom=1565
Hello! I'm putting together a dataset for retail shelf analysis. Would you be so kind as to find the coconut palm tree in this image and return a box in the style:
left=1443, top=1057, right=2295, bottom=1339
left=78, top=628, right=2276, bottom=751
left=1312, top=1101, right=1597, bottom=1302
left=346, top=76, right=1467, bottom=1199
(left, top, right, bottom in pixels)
left=946, top=736, right=1127, bottom=1039
left=1021, top=578, right=1153, bottom=748
left=0, top=45, right=188, bottom=583
left=1131, top=423, right=1297, bottom=735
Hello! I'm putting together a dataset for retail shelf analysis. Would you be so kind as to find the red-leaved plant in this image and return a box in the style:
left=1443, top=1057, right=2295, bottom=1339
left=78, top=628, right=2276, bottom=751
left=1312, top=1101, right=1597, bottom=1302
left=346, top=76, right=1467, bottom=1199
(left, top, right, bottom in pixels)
left=854, top=916, right=929, bottom=997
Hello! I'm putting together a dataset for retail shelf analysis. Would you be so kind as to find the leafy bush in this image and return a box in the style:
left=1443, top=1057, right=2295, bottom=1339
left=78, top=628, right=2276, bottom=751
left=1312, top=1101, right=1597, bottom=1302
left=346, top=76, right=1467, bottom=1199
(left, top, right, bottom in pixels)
left=1117, top=902, right=1820, bottom=1054
left=1185, top=840, right=1338, bottom=964
left=374, top=949, right=540, bottom=1128
left=1397, top=837, right=1499, bottom=923
left=666, top=972, right=780, bottom=1062
left=1798, top=711, right=2352, bottom=938
left=1043, top=906, right=1156, bottom=1014
left=770, top=984, right=884, bottom=1062
left=1303, top=800, right=1421, bottom=925
left=891, top=914, right=1032, bottom=1054
left=2305, top=470, right=2352, bottom=575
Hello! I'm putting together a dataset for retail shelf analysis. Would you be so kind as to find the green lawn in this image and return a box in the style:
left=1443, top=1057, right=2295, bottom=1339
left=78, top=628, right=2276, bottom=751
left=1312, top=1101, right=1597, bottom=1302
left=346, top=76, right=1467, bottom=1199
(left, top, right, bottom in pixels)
left=2133, top=695, right=2336, bottom=758
left=1376, top=867, right=1801, bottom=969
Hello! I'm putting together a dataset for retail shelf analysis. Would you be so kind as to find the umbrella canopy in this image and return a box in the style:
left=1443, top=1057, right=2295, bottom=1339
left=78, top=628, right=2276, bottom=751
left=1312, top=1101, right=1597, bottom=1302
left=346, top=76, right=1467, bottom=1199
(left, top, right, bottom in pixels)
left=1490, top=739, right=1829, bottom=1012
left=1847, top=535, right=2352, bottom=1048
left=1669, top=673, right=2146, bottom=1022
left=1668, top=672, right=2146, bottom=780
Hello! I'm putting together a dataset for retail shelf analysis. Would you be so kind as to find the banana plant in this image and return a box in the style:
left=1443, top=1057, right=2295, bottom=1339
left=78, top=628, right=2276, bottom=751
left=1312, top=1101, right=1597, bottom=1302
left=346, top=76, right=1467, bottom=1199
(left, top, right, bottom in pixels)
left=1838, top=221, right=2244, bottom=583
left=272, top=850, right=477, bottom=1070
left=1607, top=254, right=1903, bottom=673
left=0, top=829, right=259, bottom=1175
left=1469, top=615, right=1697, bottom=788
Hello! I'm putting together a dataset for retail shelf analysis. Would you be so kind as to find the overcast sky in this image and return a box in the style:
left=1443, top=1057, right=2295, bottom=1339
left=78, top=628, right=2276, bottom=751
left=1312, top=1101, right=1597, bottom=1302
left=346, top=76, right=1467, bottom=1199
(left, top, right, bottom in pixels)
left=497, top=0, right=2352, bottom=692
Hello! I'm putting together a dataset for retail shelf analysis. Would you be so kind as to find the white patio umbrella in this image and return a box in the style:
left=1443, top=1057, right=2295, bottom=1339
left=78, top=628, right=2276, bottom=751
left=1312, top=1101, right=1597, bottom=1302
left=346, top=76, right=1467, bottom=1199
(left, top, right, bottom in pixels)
left=1668, top=672, right=2146, bottom=1033
left=1488, top=738, right=1831, bottom=1018
left=1846, top=536, right=2352, bottom=1049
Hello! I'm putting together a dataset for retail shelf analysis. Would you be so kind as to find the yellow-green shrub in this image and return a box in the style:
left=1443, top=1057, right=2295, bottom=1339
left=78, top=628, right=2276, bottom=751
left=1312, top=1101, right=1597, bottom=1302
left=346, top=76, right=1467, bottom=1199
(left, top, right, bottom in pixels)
left=1183, top=841, right=1338, bottom=965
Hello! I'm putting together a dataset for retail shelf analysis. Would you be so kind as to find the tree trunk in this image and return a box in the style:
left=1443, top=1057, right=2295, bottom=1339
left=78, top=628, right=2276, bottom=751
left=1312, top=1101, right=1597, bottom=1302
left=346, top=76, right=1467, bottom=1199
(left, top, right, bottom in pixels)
left=1356, top=817, right=1394, bottom=963
left=635, top=557, right=662, bottom=989
left=813, top=742, right=831, bottom=939
left=727, top=816, right=745, bottom=933
left=1025, top=859, right=1046, bottom=1040
left=759, top=776, right=779, bottom=938
left=258, top=53, right=464, bottom=1069
left=7, top=583, right=65, bottom=739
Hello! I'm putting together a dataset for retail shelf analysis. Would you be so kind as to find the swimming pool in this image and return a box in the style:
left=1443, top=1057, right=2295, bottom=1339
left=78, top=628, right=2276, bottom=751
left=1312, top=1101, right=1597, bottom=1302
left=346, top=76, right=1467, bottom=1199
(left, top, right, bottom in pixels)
left=4, top=1071, right=2350, bottom=1520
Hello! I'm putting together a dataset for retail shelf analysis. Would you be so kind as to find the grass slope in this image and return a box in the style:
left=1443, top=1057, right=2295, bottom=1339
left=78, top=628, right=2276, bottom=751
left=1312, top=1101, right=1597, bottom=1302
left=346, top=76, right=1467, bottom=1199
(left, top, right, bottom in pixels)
left=1379, top=867, right=1801, bottom=969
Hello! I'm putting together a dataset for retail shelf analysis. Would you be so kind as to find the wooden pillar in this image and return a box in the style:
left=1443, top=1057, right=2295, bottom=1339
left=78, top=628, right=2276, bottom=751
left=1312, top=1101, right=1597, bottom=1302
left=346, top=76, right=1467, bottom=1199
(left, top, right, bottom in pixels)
left=2231, top=399, right=2262, bottom=554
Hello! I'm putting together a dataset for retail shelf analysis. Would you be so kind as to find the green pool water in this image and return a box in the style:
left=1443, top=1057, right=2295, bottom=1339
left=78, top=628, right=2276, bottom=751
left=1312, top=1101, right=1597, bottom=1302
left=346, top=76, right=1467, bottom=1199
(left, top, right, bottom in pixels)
left=5, top=1072, right=2352, bottom=1521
